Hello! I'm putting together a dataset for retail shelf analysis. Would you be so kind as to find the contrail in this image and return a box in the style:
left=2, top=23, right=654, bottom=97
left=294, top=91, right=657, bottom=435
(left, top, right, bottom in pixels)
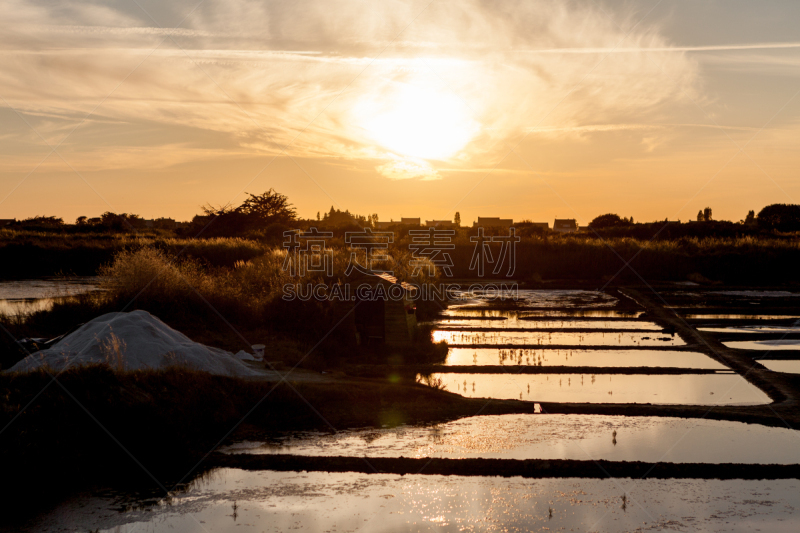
left=516, top=42, right=800, bottom=54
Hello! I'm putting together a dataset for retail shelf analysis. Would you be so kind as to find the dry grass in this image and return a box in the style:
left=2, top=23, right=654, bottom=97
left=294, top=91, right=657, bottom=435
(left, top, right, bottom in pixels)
left=441, top=234, right=800, bottom=281
left=0, top=230, right=268, bottom=278
left=98, top=247, right=291, bottom=311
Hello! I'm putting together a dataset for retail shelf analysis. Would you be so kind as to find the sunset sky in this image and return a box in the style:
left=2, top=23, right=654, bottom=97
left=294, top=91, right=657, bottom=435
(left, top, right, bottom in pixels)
left=1, top=0, right=799, bottom=225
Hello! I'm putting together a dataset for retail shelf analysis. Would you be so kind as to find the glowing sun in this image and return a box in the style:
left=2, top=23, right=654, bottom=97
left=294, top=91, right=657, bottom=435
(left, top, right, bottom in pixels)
left=357, top=85, right=479, bottom=161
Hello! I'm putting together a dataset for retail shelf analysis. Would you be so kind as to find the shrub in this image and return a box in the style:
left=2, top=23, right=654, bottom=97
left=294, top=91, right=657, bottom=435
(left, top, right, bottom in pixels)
left=588, top=214, right=631, bottom=229
left=757, top=204, right=800, bottom=232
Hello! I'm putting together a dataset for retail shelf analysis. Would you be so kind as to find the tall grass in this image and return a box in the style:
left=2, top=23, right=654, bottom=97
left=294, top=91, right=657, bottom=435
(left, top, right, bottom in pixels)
left=441, top=235, right=800, bottom=282
left=155, top=237, right=267, bottom=266
left=98, top=247, right=292, bottom=319
left=0, top=230, right=268, bottom=277
left=5, top=225, right=795, bottom=281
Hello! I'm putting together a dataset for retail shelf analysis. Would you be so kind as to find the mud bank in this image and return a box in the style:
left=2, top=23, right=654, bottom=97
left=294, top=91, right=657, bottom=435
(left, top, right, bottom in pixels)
left=208, top=454, right=800, bottom=480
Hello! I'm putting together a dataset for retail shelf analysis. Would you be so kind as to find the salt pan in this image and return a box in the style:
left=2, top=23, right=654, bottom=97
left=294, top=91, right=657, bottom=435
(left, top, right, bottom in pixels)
left=9, top=310, right=260, bottom=377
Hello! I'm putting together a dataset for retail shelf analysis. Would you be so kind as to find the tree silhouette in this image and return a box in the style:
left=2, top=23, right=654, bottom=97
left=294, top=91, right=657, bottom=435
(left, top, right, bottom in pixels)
left=589, top=213, right=630, bottom=228
left=200, top=189, right=296, bottom=236
left=757, top=204, right=800, bottom=232
left=237, top=189, right=296, bottom=224
left=321, top=207, right=367, bottom=227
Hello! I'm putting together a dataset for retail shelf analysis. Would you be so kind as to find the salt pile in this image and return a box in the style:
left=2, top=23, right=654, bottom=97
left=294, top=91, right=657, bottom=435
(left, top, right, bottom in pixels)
left=9, top=310, right=260, bottom=377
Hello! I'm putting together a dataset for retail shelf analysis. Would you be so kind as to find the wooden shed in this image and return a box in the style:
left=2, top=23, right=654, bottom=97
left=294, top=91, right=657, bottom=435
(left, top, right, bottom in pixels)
left=339, top=272, right=417, bottom=347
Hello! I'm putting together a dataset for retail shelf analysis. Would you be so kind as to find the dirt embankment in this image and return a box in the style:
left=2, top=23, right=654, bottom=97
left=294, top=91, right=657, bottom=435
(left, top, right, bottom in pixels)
left=623, top=288, right=800, bottom=411
left=210, top=453, right=800, bottom=480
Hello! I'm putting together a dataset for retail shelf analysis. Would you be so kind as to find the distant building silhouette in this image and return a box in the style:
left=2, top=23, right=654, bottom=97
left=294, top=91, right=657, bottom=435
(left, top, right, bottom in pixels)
left=425, top=219, right=457, bottom=228
left=0, top=218, right=16, bottom=227
left=553, top=219, right=578, bottom=233
left=374, top=217, right=420, bottom=229
left=142, top=218, right=181, bottom=229
left=473, top=217, right=513, bottom=228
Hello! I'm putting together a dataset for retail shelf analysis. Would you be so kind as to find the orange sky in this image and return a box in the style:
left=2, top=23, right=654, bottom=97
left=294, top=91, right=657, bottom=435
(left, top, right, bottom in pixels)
left=1, top=0, right=800, bottom=226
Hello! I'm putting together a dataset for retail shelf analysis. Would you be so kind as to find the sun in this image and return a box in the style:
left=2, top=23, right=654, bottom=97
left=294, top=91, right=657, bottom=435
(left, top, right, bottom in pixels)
left=357, top=84, right=479, bottom=161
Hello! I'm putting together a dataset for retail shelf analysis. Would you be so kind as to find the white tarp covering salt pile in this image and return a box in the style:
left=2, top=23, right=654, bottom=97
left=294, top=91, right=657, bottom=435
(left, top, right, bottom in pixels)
left=8, top=310, right=260, bottom=377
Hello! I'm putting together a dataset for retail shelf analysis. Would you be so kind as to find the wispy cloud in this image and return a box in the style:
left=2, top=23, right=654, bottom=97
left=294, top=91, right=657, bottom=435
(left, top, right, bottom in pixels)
left=0, top=0, right=702, bottom=176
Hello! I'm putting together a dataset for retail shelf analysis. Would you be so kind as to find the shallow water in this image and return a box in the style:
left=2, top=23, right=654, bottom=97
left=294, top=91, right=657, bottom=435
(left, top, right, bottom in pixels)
left=724, top=339, right=800, bottom=351
left=685, top=314, right=800, bottom=319
left=670, top=290, right=800, bottom=298
left=0, top=278, right=100, bottom=299
left=444, top=308, right=643, bottom=318
left=761, top=360, right=800, bottom=374
left=450, top=289, right=618, bottom=308
left=221, top=414, right=800, bottom=464
left=443, top=347, right=726, bottom=368
left=0, top=298, right=56, bottom=317
left=700, top=325, right=800, bottom=333
left=663, top=290, right=800, bottom=308
left=433, top=329, right=683, bottom=346
left=425, top=373, right=770, bottom=405
left=22, top=471, right=800, bottom=533
left=435, top=318, right=661, bottom=330
left=0, top=278, right=100, bottom=316
left=716, top=290, right=800, bottom=297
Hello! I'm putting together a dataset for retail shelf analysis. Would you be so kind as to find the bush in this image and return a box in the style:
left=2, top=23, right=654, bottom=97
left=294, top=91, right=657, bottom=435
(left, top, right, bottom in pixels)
left=261, top=222, right=292, bottom=243
left=757, top=204, right=800, bottom=232
left=588, top=214, right=631, bottom=229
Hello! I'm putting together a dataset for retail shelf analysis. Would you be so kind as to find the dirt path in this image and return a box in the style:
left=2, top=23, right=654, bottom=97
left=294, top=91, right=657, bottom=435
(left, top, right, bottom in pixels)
left=240, top=361, right=345, bottom=382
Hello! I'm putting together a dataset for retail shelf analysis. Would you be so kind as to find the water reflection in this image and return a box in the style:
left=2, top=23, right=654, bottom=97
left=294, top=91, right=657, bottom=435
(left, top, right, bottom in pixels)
left=433, top=330, right=683, bottom=347
left=425, top=372, right=770, bottom=405
left=221, top=414, right=800, bottom=464
left=449, top=289, right=618, bottom=308
left=444, top=348, right=726, bottom=369
left=700, top=325, right=800, bottom=333
left=724, top=340, right=800, bottom=351
left=20, top=471, right=800, bottom=533
left=444, top=308, right=643, bottom=318
left=435, top=318, right=660, bottom=330
left=0, top=298, right=56, bottom=317
left=0, top=278, right=100, bottom=317
left=760, top=360, right=800, bottom=374
left=685, top=314, right=800, bottom=319
left=666, top=290, right=800, bottom=299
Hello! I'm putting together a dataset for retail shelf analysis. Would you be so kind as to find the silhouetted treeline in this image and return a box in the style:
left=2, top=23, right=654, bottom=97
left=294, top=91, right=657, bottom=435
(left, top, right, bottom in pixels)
left=585, top=221, right=765, bottom=240
left=445, top=238, right=800, bottom=283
